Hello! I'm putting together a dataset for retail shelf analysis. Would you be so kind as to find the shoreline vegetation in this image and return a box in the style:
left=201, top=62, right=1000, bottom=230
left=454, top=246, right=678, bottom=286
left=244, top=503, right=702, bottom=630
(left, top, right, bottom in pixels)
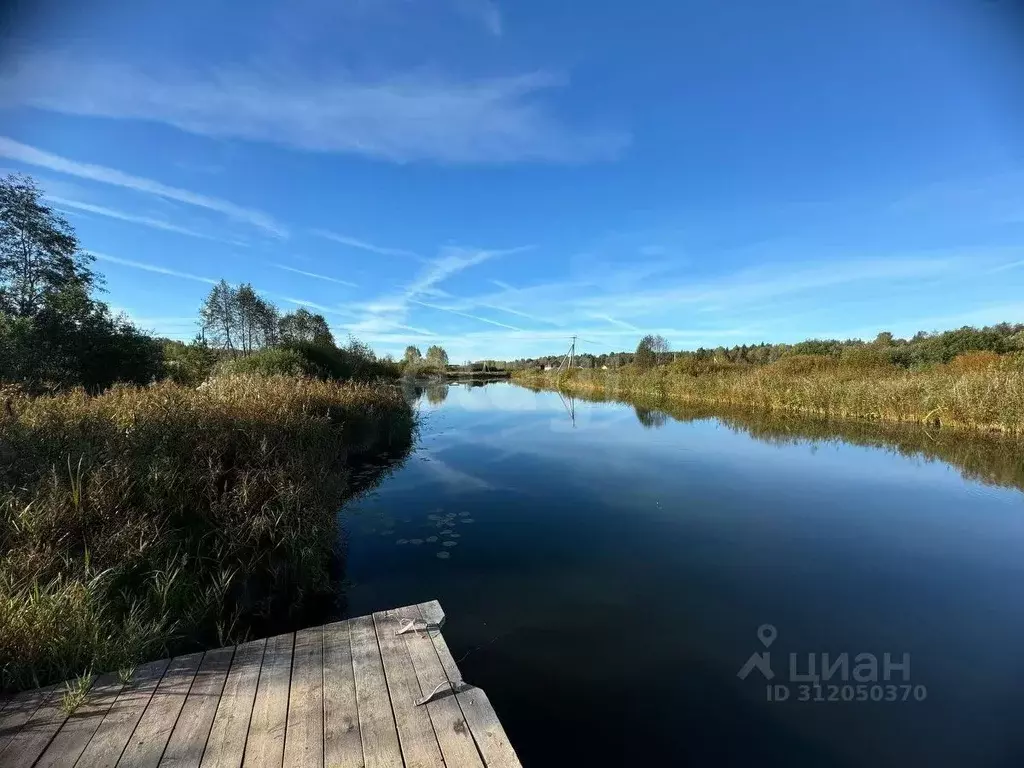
left=523, top=384, right=1024, bottom=494
left=514, top=357, right=1024, bottom=434
left=0, top=375, right=414, bottom=694
left=0, top=173, right=417, bottom=695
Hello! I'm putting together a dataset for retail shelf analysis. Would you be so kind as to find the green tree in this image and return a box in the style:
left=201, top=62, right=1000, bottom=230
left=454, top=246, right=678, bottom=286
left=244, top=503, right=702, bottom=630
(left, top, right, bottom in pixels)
left=0, top=174, right=160, bottom=391
left=635, top=334, right=669, bottom=369
left=0, top=174, right=94, bottom=318
left=425, top=345, right=449, bottom=369
left=278, top=308, right=334, bottom=346
left=234, top=283, right=278, bottom=355
left=403, top=345, right=422, bottom=366
left=200, top=280, right=238, bottom=353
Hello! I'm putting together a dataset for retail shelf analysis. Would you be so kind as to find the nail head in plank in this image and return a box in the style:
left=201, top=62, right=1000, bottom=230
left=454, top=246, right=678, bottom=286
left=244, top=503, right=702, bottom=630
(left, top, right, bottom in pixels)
left=323, top=620, right=363, bottom=768
left=200, top=639, right=266, bottom=768
left=372, top=609, right=444, bottom=768
left=35, top=673, right=124, bottom=768
left=0, top=686, right=67, bottom=768
left=75, top=660, right=171, bottom=768
left=159, top=647, right=234, bottom=767
left=282, top=627, right=324, bottom=767
left=393, top=604, right=483, bottom=768
left=117, top=652, right=203, bottom=768
left=415, top=602, right=522, bottom=768
left=241, top=633, right=293, bottom=768
left=349, top=615, right=402, bottom=768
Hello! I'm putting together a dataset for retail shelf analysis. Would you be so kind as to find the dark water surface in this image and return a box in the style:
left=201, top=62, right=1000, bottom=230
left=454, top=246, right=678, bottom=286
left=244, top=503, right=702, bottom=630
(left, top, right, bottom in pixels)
left=338, top=381, right=1024, bottom=767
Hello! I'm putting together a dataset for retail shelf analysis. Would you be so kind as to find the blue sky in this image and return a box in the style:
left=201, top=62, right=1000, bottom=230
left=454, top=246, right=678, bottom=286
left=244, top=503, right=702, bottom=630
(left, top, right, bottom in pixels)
left=1, top=0, right=1023, bottom=361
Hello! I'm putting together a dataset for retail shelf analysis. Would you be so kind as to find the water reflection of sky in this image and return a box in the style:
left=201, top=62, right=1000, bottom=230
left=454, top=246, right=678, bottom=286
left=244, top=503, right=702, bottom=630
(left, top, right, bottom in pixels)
left=342, top=382, right=1024, bottom=767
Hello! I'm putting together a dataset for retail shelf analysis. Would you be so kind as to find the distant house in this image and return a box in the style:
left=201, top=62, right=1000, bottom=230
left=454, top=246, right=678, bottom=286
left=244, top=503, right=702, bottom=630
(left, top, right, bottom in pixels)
left=544, top=365, right=556, bottom=371
left=601, top=365, right=609, bottom=370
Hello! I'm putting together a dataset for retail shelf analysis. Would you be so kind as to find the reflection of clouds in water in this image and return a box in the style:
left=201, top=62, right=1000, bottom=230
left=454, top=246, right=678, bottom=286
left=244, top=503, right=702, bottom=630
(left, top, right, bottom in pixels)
left=443, top=383, right=567, bottom=413
left=416, top=449, right=494, bottom=492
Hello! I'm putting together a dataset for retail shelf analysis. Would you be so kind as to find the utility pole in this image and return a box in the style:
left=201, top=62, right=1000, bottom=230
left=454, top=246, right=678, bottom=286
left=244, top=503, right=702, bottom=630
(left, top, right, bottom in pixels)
left=555, top=335, right=577, bottom=380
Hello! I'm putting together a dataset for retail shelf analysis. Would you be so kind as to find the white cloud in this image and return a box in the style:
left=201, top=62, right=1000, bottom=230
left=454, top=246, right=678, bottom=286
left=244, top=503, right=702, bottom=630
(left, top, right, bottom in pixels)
left=454, top=0, right=503, bottom=35
left=1, top=53, right=628, bottom=165
left=90, top=252, right=218, bottom=285
left=271, top=263, right=358, bottom=287
left=47, top=196, right=230, bottom=242
left=409, top=299, right=524, bottom=331
left=0, top=136, right=285, bottom=236
left=311, top=229, right=421, bottom=260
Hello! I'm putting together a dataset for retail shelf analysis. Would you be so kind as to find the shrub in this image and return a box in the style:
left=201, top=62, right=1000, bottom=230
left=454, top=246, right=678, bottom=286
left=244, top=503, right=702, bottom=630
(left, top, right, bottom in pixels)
left=946, top=350, right=1002, bottom=373
left=215, top=347, right=315, bottom=378
left=768, top=354, right=839, bottom=375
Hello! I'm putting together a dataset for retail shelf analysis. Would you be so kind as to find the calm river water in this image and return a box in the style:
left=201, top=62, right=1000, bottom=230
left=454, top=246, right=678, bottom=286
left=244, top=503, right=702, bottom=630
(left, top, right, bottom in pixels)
left=338, top=381, right=1024, bottom=767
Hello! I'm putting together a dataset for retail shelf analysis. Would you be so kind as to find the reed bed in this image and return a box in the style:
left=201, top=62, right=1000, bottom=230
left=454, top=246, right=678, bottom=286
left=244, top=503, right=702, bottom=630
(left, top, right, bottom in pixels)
left=514, top=352, right=1024, bottom=434
left=0, top=374, right=414, bottom=693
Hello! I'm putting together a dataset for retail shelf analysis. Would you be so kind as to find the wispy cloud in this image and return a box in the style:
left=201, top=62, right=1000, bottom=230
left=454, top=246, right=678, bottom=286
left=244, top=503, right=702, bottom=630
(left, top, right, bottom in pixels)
left=409, top=299, right=524, bottom=331
left=278, top=297, right=354, bottom=317
left=311, top=229, right=421, bottom=260
left=272, top=263, right=357, bottom=287
left=592, top=313, right=640, bottom=331
left=0, top=136, right=285, bottom=236
left=2, top=53, right=628, bottom=165
left=90, top=252, right=218, bottom=285
left=405, top=245, right=527, bottom=298
left=47, top=196, right=232, bottom=242
left=454, top=0, right=503, bottom=35
left=990, top=259, right=1024, bottom=273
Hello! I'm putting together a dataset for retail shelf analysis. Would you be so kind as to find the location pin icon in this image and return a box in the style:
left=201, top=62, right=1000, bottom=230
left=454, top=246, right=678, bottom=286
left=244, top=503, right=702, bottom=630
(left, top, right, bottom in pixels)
left=757, top=624, right=777, bottom=648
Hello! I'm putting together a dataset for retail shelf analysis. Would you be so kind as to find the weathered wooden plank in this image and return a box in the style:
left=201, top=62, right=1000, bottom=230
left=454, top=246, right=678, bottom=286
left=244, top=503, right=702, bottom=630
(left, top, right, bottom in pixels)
left=0, top=683, right=57, bottom=755
left=282, top=627, right=324, bottom=767
left=117, top=652, right=203, bottom=768
left=0, top=685, right=67, bottom=767
left=394, top=605, right=483, bottom=768
left=75, top=660, right=171, bottom=768
left=349, top=615, right=402, bottom=768
left=35, top=673, right=124, bottom=768
left=241, top=633, right=293, bottom=768
left=417, top=602, right=521, bottom=768
left=323, top=620, right=362, bottom=768
left=372, top=609, right=444, bottom=768
left=159, top=647, right=234, bottom=767
left=199, top=639, right=266, bottom=768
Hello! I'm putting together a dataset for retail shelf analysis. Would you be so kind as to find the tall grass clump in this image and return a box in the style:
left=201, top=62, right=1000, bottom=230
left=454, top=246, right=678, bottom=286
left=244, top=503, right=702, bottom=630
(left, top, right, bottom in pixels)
left=0, top=374, right=414, bottom=693
left=514, top=351, right=1024, bottom=434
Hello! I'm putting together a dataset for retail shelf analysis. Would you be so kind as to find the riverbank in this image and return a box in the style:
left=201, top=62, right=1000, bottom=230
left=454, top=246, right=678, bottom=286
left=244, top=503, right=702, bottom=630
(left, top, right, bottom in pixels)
left=513, top=354, right=1024, bottom=434
left=0, top=374, right=415, bottom=694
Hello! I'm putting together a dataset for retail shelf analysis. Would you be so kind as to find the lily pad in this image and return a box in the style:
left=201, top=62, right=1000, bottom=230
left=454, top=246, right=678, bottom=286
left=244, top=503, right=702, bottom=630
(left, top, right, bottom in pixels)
left=409, top=538, right=424, bottom=545
left=396, top=539, right=408, bottom=545
left=461, top=518, right=475, bottom=524
left=426, top=536, right=438, bottom=543
left=442, top=540, right=458, bottom=547
left=436, top=551, right=451, bottom=559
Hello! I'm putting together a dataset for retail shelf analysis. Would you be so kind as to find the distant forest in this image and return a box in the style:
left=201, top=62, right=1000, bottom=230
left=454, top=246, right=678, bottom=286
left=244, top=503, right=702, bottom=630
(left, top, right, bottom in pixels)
left=503, top=324, right=1024, bottom=371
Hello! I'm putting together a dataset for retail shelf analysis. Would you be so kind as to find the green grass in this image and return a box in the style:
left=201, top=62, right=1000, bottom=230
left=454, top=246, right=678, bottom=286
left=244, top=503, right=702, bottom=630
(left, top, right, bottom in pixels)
left=514, top=351, right=1024, bottom=434
left=0, top=374, right=414, bottom=693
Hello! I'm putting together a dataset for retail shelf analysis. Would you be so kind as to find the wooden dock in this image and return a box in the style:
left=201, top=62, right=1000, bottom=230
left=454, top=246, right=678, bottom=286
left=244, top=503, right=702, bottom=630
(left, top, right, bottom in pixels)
left=0, top=601, right=521, bottom=767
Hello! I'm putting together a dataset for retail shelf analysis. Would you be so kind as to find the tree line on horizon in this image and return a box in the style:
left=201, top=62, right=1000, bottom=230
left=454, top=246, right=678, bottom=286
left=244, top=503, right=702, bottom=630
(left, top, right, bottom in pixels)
left=496, top=325, right=1024, bottom=372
